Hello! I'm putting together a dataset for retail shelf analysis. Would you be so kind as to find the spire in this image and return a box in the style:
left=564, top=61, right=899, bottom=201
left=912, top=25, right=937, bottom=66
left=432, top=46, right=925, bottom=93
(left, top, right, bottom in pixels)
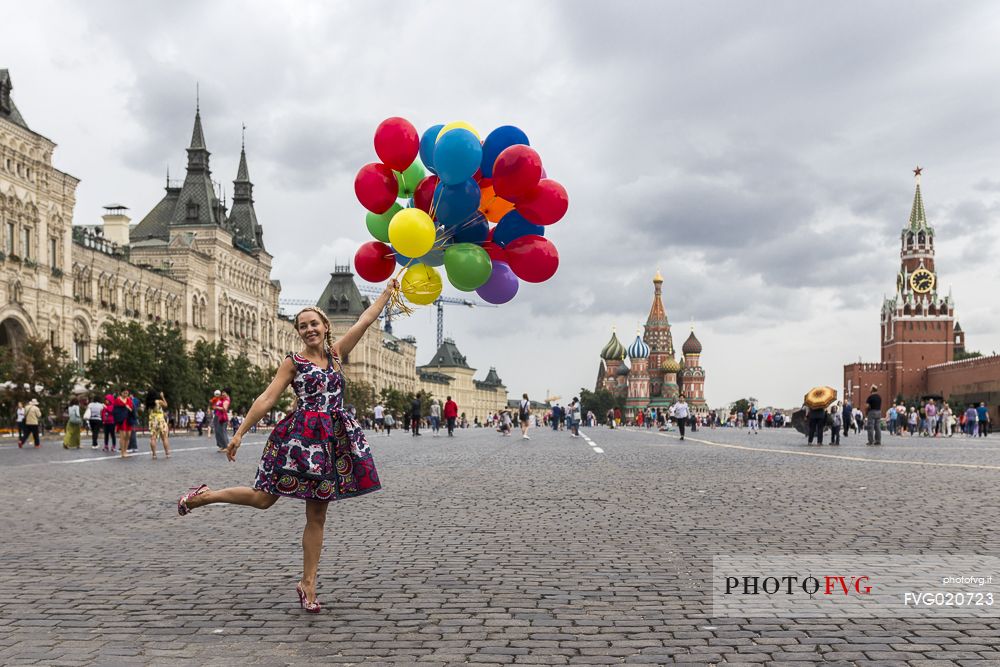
left=908, top=166, right=929, bottom=231
left=646, top=269, right=668, bottom=326
left=168, top=102, right=221, bottom=227
left=190, top=99, right=206, bottom=150
left=230, top=127, right=264, bottom=251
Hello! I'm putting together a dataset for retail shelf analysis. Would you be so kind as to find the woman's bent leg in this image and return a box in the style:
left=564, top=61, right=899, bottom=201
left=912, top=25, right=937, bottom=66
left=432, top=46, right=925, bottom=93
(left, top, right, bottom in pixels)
left=301, top=501, right=328, bottom=604
left=188, top=487, right=279, bottom=510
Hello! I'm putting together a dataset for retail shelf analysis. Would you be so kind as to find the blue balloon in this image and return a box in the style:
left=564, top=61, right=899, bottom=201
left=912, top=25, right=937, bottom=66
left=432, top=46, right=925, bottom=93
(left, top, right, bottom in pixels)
left=481, top=125, right=529, bottom=178
left=493, top=210, right=544, bottom=247
left=393, top=248, right=413, bottom=267
left=433, top=129, right=482, bottom=185
left=434, top=178, right=480, bottom=226
left=419, top=247, right=445, bottom=267
left=419, top=124, right=444, bottom=175
left=453, top=218, right=489, bottom=244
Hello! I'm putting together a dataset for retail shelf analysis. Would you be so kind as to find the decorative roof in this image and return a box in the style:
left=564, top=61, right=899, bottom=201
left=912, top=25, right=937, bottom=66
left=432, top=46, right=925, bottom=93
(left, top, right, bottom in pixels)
left=169, top=106, right=225, bottom=228
left=627, top=332, right=650, bottom=359
left=600, top=329, right=626, bottom=360
left=682, top=330, right=702, bottom=355
left=228, top=140, right=265, bottom=252
left=646, top=271, right=669, bottom=326
left=0, top=69, right=29, bottom=131
left=907, top=168, right=930, bottom=232
left=421, top=338, right=472, bottom=370
left=615, top=363, right=630, bottom=376
left=661, top=356, right=681, bottom=373
left=954, top=321, right=962, bottom=332
left=480, top=367, right=504, bottom=386
left=317, top=265, right=371, bottom=322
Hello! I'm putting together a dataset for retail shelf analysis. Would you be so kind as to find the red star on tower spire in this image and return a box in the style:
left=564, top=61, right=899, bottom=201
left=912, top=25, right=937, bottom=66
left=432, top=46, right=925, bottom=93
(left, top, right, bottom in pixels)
left=913, top=166, right=923, bottom=177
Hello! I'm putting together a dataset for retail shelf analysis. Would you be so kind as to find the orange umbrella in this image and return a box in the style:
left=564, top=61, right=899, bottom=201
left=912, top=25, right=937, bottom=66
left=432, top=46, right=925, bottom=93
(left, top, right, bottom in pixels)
left=803, top=386, right=838, bottom=410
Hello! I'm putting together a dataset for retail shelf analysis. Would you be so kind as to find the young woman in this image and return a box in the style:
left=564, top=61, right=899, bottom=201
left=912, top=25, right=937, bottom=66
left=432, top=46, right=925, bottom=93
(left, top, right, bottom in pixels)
left=101, top=394, right=116, bottom=452
left=114, top=389, right=134, bottom=458
left=63, top=398, right=84, bottom=449
left=147, top=391, right=171, bottom=459
left=177, top=280, right=396, bottom=613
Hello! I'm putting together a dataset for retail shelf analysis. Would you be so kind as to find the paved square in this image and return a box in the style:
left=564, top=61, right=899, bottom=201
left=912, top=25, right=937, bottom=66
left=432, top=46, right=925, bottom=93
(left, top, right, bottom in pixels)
left=1, top=425, right=999, bottom=665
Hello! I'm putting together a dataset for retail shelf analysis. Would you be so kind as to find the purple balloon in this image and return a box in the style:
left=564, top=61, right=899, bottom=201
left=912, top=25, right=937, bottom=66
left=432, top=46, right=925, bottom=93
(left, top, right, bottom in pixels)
left=475, top=261, right=519, bottom=304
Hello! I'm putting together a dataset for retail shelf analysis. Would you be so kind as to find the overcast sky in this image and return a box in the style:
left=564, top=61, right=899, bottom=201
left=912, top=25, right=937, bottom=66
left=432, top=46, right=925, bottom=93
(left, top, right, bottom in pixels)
left=5, top=0, right=1000, bottom=408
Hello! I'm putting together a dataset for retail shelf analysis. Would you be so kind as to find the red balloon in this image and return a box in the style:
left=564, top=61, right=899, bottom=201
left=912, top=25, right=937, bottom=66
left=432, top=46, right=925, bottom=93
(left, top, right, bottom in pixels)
left=492, top=145, right=542, bottom=201
left=354, top=163, right=398, bottom=214
left=481, top=240, right=507, bottom=264
left=413, top=175, right=440, bottom=214
left=374, top=117, right=419, bottom=171
left=517, top=179, right=569, bottom=225
left=504, top=235, right=558, bottom=283
left=486, top=224, right=495, bottom=241
left=354, top=241, right=396, bottom=282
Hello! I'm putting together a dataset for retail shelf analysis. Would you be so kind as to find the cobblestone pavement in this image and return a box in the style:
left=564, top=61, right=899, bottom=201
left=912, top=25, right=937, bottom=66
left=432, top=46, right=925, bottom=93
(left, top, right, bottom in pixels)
left=1, top=424, right=999, bottom=666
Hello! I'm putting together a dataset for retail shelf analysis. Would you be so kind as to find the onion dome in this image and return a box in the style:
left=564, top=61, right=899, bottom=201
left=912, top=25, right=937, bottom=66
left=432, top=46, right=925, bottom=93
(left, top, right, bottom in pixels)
left=600, top=329, right=626, bottom=360
left=661, top=356, right=681, bottom=373
left=682, top=330, right=702, bottom=355
left=615, top=363, right=630, bottom=376
left=627, top=333, right=650, bottom=359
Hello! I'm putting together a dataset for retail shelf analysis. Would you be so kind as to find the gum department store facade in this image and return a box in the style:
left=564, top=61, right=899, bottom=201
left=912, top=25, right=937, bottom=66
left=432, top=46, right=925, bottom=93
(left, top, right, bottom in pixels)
left=0, top=70, right=507, bottom=416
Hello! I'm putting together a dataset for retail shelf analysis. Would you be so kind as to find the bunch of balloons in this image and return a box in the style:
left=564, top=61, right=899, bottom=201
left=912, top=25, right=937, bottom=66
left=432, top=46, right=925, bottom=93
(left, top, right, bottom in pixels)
left=353, top=117, right=568, bottom=307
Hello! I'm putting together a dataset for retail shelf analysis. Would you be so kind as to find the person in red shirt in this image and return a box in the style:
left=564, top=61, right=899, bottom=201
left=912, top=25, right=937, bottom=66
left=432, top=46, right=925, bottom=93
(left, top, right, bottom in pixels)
left=443, top=396, right=458, bottom=437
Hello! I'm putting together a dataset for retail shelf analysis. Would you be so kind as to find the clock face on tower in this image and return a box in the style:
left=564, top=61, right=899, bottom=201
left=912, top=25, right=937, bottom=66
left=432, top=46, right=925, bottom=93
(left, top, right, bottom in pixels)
left=910, top=268, right=935, bottom=294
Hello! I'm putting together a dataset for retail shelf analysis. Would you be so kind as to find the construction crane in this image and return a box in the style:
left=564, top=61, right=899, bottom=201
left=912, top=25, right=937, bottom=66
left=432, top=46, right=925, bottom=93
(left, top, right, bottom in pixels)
left=279, top=290, right=496, bottom=348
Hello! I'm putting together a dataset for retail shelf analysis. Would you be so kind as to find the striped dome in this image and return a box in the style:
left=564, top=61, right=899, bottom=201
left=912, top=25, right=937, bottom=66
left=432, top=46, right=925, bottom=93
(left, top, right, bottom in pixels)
left=600, top=329, right=626, bottom=360
left=682, top=330, right=702, bottom=355
left=627, top=334, right=650, bottom=359
left=661, top=356, right=681, bottom=373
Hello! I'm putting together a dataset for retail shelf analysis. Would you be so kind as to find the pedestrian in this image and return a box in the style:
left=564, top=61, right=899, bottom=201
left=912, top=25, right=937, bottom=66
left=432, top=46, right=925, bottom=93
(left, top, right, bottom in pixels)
left=373, top=402, right=384, bottom=434
left=14, top=401, right=25, bottom=444
left=19, top=398, right=42, bottom=448
left=963, top=404, right=978, bottom=437
left=673, top=395, right=690, bottom=441
left=887, top=404, right=897, bottom=436
left=941, top=402, right=953, bottom=437
left=430, top=399, right=441, bottom=436
left=195, top=408, right=205, bottom=437
left=444, top=395, right=458, bottom=437
left=747, top=404, right=758, bottom=435
left=86, top=395, right=104, bottom=449
left=212, top=389, right=231, bottom=453
left=410, top=396, right=422, bottom=437
left=865, top=385, right=882, bottom=446
left=499, top=409, right=512, bottom=435
left=977, top=402, right=990, bottom=437
left=147, top=391, right=171, bottom=459
left=907, top=407, right=918, bottom=436
left=568, top=397, right=582, bottom=438
left=63, top=397, right=84, bottom=449
left=806, top=402, right=826, bottom=445
left=519, top=393, right=531, bottom=440
left=114, top=389, right=134, bottom=458
left=101, top=394, right=116, bottom=451
left=384, top=411, right=395, bottom=435
left=176, top=284, right=395, bottom=614
left=128, top=392, right=141, bottom=452
left=830, top=402, right=842, bottom=446
left=841, top=399, right=852, bottom=439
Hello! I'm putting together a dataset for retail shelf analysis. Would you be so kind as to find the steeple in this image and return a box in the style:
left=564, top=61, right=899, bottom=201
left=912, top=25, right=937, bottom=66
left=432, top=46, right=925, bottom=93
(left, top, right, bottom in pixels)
left=169, top=101, right=223, bottom=227
left=908, top=166, right=930, bottom=231
left=229, top=124, right=264, bottom=251
left=647, top=269, right=668, bottom=326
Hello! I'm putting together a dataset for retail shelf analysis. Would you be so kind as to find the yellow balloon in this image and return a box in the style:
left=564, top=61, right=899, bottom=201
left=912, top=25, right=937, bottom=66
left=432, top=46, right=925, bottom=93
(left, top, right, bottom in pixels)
left=436, top=121, right=480, bottom=142
left=401, top=264, right=442, bottom=306
left=388, top=208, right=436, bottom=258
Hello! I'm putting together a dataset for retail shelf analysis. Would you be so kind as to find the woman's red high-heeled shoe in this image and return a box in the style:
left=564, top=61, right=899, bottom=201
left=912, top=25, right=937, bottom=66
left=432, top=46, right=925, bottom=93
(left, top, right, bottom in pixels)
left=296, top=582, right=321, bottom=613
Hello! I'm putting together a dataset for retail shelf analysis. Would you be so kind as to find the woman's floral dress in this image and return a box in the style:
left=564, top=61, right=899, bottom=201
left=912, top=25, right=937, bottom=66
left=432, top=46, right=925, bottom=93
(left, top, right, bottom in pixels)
left=254, top=352, right=381, bottom=502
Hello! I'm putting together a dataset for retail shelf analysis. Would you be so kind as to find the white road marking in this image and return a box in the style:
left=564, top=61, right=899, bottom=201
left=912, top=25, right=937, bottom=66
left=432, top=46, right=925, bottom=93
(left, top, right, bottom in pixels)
left=650, top=431, right=1000, bottom=471
left=3, top=439, right=267, bottom=468
left=580, top=432, right=604, bottom=455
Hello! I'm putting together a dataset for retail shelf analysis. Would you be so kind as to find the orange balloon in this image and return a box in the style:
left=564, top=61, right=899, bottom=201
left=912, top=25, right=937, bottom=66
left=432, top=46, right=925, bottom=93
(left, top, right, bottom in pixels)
left=479, top=184, right=495, bottom=210
left=478, top=184, right=516, bottom=222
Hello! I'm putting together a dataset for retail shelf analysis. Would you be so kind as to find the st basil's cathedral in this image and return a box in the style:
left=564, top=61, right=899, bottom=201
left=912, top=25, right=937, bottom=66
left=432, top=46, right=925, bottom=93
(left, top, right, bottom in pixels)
left=595, top=271, right=708, bottom=419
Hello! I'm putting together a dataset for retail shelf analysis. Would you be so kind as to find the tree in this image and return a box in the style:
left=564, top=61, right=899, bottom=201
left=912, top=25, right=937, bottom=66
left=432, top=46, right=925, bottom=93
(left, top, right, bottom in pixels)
left=226, top=353, right=272, bottom=413
left=190, top=340, right=231, bottom=407
left=147, top=321, right=196, bottom=409
left=730, top=398, right=751, bottom=415
left=579, top=388, right=622, bottom=424
left=0, top=337, right=75, bottom=425
left=343, top=379, right=376, bottom=417
left=86, top=321, right=155, bottom=393
left=954, top=350, right=983, bottom=361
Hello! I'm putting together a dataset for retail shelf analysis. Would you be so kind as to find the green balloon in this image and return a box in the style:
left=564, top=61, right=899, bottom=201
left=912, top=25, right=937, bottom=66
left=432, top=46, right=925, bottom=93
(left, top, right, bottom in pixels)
left=395, top=159, right=427, bottom=198
left=366, top=202, right=402, bottom=243
left=443, top=243, right=492, bottom=291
